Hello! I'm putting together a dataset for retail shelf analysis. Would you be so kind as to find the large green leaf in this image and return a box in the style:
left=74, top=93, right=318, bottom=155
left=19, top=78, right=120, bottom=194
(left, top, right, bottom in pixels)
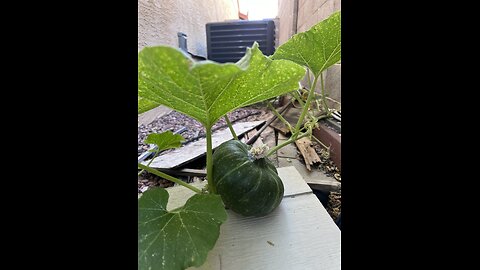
left=271, top=11, right=341, bottom=77
left=138, top=42, right=306, bottom=128
left=144, top=131, right=185, bottom=152
left=138, top=188, right=227, bottom=270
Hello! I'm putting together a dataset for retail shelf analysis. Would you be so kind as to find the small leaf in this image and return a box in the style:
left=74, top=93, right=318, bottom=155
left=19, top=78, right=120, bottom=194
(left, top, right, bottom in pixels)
left=271, top=11, right=341, bottom=77
left=138, top=188, right=227, bottom=270
left=138, top=42, right=306, bottom=127
left=144, top=131, right=185, bottom=152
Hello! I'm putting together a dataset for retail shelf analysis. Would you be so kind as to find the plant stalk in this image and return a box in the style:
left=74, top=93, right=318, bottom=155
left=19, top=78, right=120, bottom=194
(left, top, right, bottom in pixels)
left=291, top=91, right=305, bottom=107
left=205, top=126, right=216, bottom=194
left=294, top=74, right=319, bottom=133
left=224, top=115, right=238, bottom=140
left=265, top=132, right=310, bottom=157
left=137, top=163, right=202, bottom=193
left=137, top=148, right=161, bottom=176
left=267, top=102, right=293, bottom=133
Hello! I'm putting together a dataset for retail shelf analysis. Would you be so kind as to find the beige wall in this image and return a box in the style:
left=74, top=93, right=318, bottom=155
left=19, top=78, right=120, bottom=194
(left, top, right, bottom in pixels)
left=278, top=0, right=340, bottom=41
left=277, top=0, right=295, bottom=45
left=138, top=0, right=239, bottom=57
left=277, top=0, right=341, bottom=109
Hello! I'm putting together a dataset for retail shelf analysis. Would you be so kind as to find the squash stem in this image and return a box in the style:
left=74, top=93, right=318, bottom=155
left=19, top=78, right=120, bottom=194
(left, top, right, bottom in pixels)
left=265, top=132, right=310, bottom=157
left=137, top=147, right=161, bottom=176
left=224, top=114, right=238, bottom=140
left=291, top=91, right=305, bottom=107
left=295, top=74, right=318, bottom=133
left=137, top=163, right=202, bottom=193
left=206, top=126, right=216, bottom=194
left=267, top=102, right=293, bottom=133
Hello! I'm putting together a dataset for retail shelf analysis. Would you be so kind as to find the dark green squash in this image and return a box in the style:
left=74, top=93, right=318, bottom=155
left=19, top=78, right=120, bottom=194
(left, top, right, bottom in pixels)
left=212, top=140, right=284, bottom=217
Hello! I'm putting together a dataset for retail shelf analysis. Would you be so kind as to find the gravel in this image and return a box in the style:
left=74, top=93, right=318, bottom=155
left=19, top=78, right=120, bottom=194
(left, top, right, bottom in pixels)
left=138, top=107, right=263, bottom=156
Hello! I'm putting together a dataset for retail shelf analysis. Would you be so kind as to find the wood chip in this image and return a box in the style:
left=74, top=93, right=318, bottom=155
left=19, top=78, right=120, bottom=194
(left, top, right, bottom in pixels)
left=295, top=137, right=321, bottom=171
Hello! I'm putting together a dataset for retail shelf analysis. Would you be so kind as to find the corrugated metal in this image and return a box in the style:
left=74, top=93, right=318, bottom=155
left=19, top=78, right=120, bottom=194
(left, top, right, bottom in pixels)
left=206, top=19, right=276, bottom=63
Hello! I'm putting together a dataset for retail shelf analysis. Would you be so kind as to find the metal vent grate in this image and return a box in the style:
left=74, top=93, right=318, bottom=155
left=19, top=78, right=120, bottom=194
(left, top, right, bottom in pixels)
left=206, top=19, right=275, bottom=63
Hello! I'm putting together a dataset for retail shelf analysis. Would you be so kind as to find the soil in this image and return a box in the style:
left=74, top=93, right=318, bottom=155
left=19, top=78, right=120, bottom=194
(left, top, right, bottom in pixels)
left=327, top=191, right=341, bottom=223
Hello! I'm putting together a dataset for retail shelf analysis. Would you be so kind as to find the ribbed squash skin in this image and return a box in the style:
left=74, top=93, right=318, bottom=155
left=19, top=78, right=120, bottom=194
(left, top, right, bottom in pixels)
left=212, top=140, right=284, bottom=217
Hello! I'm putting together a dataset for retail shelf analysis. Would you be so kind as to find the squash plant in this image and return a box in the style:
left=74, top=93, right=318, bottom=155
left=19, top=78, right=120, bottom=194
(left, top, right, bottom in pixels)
left=138, top=11, right=340, bottom=270
left=267, top=11, right=341, bottom=153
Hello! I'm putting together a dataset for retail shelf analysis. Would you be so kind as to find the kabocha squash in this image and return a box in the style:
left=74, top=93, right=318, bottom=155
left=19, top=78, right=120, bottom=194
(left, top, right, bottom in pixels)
left=212, top=140, right=284, bottom=217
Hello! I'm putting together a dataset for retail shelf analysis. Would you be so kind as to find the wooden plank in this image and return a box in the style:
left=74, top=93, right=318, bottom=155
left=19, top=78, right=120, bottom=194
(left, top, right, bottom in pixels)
left=277, top=132, right=290, bottom=140
left=278, top=158, right=341, bottom=192
left=295, top=137, right=321, bottom=171
left=269, top=106, right=302, bottom=135
left=241, top=129, right=258, bottom=144
left=187, top=166, right=340, bottom=270
left=269, top=119, right=291, bottom=135
left=190, top=193, right=341, bottom=270
left=277, top=166, right=312, bottom=196
left=159, top=168, right=207, bottom=177
left=246, top=103, right=290, bottom=145
left=143, top=121, right=265, bottom=169
left=251, top=136, right=264, bottom=149
left=156, top=166, right=340, bottom=269
left=276, top=141, right=298, bottom=159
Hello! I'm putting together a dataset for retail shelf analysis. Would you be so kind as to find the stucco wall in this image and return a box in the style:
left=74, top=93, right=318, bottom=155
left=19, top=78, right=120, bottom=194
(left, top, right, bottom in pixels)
left=277, top=0, right=295, bottom=46
left=138, top=0, right=239, bottom=57
left=297, top=0, right=340, bottom=33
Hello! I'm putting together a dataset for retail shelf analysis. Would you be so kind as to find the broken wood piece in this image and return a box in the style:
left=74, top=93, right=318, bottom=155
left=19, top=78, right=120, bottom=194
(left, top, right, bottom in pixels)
left=241, top=128, right=258, bottom=144
left=269, top=106, right=301, bottom=136
left=277, top=158, right=341, bottom=192
left=269, top=121, right=290, bottom=135
left=142, top=121, right=265, bottom=169
left=251, top=136, right=264, bottom=149
left=246, top=103, right=291, bottom=145
left=159, top=168, right=207, bottom=177
left=295, top=137, right=321, bottom=171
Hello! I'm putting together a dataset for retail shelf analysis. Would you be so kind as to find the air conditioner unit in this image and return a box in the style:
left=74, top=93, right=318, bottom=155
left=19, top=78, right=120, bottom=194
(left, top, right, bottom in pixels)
left=206, top=19, right=276, bottom=63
